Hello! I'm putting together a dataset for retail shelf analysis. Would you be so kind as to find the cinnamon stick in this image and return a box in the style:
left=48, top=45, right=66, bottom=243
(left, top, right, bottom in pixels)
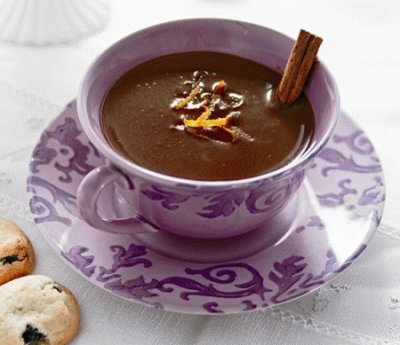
left=278, top=29, right=323, bottom=104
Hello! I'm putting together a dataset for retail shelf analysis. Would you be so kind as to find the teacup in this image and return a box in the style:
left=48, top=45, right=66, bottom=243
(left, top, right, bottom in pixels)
left=76, top=19, right=339, bottom=239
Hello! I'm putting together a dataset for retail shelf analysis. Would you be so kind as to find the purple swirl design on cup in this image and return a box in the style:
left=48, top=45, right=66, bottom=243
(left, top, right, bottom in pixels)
left=27, top=102, right=385, bottom=314
left=141, top=185, right=191, bottom=210
left=197, top=191, right=245, bottom=218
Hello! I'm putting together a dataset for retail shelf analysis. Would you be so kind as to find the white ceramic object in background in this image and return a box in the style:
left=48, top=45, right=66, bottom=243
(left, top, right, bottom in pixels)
left=0, top=0, right=109, bottom=45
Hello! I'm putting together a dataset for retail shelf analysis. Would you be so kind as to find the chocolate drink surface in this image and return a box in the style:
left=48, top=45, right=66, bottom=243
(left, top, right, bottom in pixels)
left=101, top=52, right=315, bottom=181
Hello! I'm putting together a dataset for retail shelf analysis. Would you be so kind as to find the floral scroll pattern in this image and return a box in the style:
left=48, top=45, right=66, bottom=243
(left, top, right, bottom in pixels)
left=27, top=104, right=385, bottom=313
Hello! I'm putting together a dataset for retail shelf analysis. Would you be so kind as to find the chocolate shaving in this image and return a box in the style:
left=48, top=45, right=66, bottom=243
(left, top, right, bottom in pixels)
left=171, top=73, right=252, bottom=142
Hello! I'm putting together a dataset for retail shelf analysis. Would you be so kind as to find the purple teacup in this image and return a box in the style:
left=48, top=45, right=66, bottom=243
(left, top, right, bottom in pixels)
left=76, top=19, right=339, bottom=239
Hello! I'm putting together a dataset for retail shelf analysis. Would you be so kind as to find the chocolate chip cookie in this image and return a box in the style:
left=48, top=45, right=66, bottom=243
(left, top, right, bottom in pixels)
left=0, top=217, right=35, bottom=285
left=0, top=275, right=80, bottom=345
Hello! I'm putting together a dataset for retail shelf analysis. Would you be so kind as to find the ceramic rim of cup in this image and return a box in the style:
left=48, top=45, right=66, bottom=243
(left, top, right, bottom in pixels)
left=77, top=18, right=340, bottom=189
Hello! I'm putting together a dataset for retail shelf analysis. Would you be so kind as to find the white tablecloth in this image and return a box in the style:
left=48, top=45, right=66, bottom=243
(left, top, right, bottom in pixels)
left=1, top=1, right=399, bottom=344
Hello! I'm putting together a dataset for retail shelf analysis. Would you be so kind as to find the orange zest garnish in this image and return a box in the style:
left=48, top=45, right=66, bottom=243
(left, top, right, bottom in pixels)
left=175, top=85, right=202, bottom=109
left=213, top=80, right=225, bottom=94
left=183, top=114, right=234, bottom=128
left=196, top=105, right=211, bottom=122
left=172, top=74, right=251, bottom=142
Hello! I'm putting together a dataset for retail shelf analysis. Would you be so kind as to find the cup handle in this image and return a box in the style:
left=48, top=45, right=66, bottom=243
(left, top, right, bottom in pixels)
left=77, top=165, right=159, bottom=234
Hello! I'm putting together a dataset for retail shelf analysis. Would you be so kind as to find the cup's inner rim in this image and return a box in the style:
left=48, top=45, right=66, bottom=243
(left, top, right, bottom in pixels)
left=78, top=19, right=340, bottom=188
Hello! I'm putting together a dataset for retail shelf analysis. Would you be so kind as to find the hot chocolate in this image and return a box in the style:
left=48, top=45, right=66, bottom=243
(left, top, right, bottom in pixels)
left=101, top=52, right=315, bottom=181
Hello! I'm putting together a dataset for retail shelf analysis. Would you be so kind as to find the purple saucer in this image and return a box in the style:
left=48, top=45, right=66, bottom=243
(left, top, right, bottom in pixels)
left=27, top=101, right=385, bottom=314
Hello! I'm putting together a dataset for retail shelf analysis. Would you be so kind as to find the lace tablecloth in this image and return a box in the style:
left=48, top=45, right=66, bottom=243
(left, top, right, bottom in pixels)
left=0, top=1, right=399, bottom=344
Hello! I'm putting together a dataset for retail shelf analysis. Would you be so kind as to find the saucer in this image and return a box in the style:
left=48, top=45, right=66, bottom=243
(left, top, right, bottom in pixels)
left=27, top=101, right=385, bottom=314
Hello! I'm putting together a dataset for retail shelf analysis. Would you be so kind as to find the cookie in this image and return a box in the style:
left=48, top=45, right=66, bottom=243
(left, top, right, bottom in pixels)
left=0, top=275, right=80, bottom=345
left=0, top=217, right=35, bottom=285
